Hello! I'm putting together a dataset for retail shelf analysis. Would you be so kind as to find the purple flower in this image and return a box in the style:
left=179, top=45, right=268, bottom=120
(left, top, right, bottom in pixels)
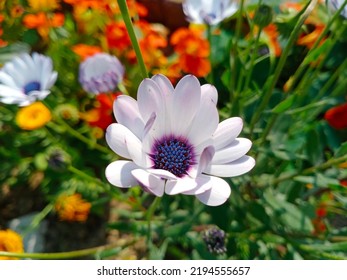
left=79, top=53, right=124, bottom=94
left=105, top=74, right=255, bottom=206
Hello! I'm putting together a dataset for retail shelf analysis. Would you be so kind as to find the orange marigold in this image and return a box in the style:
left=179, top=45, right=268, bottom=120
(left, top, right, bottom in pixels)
left=72, top=44, right=102, bottom=61
left=23, top=12, right=64, bottom=38
left=106, top=21, right=132, bottom=52
left=170, top=27, right=210, bottom=77
left=0, top=229, right=24, bottom=260
left=27, top=0, right=59, bottom=11
left=16, top=102, right=52, bottom=130
left=55, top=193, right=91, bottom=222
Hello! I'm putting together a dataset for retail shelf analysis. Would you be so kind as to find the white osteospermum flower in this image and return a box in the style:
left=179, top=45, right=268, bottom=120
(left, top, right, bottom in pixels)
left=79, top=53, right=124, bottom=95
left=327, top=0, right=347, bottom=18
left=105, top=74, right=255, bottom=206
left=0, top=52, right=57, bottom=106
left=183, top=0, right=238, bottom=25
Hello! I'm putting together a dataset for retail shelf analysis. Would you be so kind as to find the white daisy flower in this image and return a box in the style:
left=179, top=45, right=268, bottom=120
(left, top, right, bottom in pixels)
left=182, top=0, right=238, bottom=25
left=0, top=52, right=57, bottom=107
left=327, top=0, right=347, bottom=18
left=105, top=74, right=255, bottom=206
left=79, top=53, right=124, bottom=95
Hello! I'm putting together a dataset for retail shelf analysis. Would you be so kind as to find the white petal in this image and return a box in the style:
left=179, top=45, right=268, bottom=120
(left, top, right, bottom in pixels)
left=105, top=123, right=134, bottom=159
left=137, top=78, right=167, bottom=137
left=181, top=174, right=213, bottom=195
left=151, top=74, right=174, bottom=95
left=131, top=169, right=165, bottom=197
left=105, top=160, right=139, bottom=188
left=165, top=175, right=209, bottom=195
left=0, top=85, right=25, bottom=98
left=204, top=155, right=255, bottom=177
left=0, top=72, right=20, bottom=89
left=196, top=176, right=231, bottom=206
left=137, top=78, right=165, bottom=122
left=147, top=169, right=177, bottom=180
left=170, top=75, right=201, bottom=135
left=113, top=95, right=145, bottom=139
left=211, top=138, right=252, bottom=164
left=188, top=93, right=219, bottom=146
left=201, top=84, right=218, bottom=104
left=213, top=117, right=243, bottom=150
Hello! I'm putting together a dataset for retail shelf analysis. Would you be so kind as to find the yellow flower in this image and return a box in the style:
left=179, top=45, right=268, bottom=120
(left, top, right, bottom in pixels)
left=27, top=0, right=59, bottom=11
left=0, top=229, right=24, bottom=260
left=55, top=193, right=91, bottom=222
left=16, top=102, right=52, bottom=130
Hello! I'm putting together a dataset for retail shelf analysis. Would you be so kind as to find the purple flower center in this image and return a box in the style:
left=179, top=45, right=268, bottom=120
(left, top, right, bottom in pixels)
left=23, top=81, right=41, bottom=95
left=151, top=137, right=194, bottom=177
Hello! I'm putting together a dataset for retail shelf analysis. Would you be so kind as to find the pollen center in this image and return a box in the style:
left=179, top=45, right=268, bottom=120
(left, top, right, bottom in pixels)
left=151, top=137, right=194, bottom=177
left=23, top=81, right=41, bottom=95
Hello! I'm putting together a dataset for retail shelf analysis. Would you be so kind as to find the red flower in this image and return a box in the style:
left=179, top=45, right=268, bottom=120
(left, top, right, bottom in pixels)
left=324, top=102, right=347, bottom=130
left=81, top=93, right=120, bottom=130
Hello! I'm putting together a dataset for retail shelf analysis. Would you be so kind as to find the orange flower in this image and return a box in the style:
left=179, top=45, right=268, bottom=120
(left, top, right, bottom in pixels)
left=23, top=12, right=64, bottom=38
left=0, top=229, right=24, bottom=260
left=55, top=193, right=91, bottom=222
left=72, top=44, right=102, bottom=61
left=262, top=24, right=282, bottom=57
left=127, top=21, right=168, bottom=69
left=170, top=27, right=210, bottom=77
left=106, top=21, right=131, bottom=52
left=27, top=0, right=59, bottom=11
left=80, top=93, right=120, bottom=130
left=297, top=24, right=325, bottom=49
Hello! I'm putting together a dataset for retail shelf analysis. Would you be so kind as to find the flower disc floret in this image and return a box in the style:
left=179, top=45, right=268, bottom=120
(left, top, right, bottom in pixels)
left=151, top=136, right=195, bottom=177
left=105, top=74, right=255, bottom=206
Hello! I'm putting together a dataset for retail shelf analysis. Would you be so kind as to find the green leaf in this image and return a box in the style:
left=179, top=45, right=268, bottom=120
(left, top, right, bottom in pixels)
left=302, top=39, right=331, bottom=66
left=305, top=128, right=324, bottom=164
left=272, top=95, right=297, bottom=114
left=264, top=191, right=314, bottom=233
left=335, top=141, right=347, bottom=157
left=34, top=153, right=48, bottom=171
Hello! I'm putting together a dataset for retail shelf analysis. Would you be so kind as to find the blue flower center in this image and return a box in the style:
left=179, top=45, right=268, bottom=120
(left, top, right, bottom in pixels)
left=23, top=81, right=41, bottom=95
left=151, top=137, right=194, bottom=177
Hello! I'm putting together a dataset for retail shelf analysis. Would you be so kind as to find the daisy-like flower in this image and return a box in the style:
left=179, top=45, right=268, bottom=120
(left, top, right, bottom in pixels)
left=327, top=0, right=347, bottom=18
left=105, top=75, right=255, bottom=206
left=0, top=52, right=57, bottom=106
left=182, top=0, right=238, bottom=25
left=79, top=53, right=124, bottom=95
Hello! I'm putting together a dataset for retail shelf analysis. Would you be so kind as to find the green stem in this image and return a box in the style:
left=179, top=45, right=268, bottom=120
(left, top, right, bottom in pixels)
left=47, top=119, right=111, bottom=155
left=117, top=0, right=148, bottom=79
left=242, top=27, right=262, bottom=92
left=0, top=242, right=133, bottom=260
left=271, top=153, right=347, bottom=186
left=249, top=0, right=318, bottom=136
left=146, top=196, right=162, bottom=247
left=230, top=0, right=245, bottom=114
left=22, top=204, right=54, bottom=237
left=207, top=24, right=214, bottom=85
left=285, top=0, right=347, bottom=93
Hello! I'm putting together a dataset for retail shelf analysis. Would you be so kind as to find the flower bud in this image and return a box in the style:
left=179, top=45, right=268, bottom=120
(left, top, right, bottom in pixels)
left=253, top=5, right=273, bottom=28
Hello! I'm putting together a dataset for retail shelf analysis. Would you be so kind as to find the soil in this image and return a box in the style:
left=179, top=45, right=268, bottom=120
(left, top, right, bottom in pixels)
left=0, top=184, right=146, bottom=259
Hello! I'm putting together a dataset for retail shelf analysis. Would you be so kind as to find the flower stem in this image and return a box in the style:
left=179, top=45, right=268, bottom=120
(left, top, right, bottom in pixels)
left=146, top=196, right=162, bottom=247
left=22, top=204, right=54, bottom=237
left=117, top=0, right=148, bottom=79
left=47, top=119, right=111, bottom=155
left=271, top=153, right=347, bottom=186
left=0, top=242, right=134, bottom=260
left=249, top=0, right=318, bottom=136
left=230, top=0, right=245, bottom=114
left=285, top=0, right=347, bottom=93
